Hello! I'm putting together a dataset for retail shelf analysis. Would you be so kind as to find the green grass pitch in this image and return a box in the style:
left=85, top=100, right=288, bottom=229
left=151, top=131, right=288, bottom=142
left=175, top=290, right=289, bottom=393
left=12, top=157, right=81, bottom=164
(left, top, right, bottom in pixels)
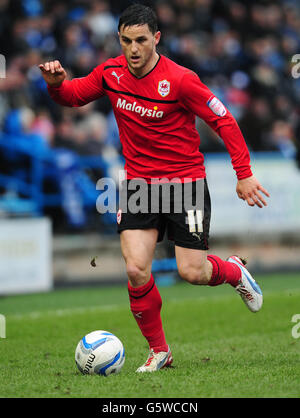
left=0, top=272, right=300, bottom=398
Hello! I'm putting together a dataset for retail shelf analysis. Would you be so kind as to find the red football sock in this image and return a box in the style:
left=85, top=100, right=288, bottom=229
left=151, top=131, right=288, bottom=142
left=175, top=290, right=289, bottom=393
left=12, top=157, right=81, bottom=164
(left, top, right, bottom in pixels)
left=207, top=255, right=241, bottom=287
left=128, top=274, right=168, bottom=353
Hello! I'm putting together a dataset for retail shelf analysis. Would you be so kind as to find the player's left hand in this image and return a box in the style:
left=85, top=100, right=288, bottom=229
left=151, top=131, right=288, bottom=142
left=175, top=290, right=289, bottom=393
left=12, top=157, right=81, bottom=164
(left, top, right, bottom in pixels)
left=236, top=175, right=270, bottom=208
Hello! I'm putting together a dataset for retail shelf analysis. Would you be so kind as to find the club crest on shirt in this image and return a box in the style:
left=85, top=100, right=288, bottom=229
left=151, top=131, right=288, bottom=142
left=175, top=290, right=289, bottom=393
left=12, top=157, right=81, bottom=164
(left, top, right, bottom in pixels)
left=117, top=209, right=122, bottom=225
left=158, top=79, right=170, bottom=97
left=117, top=208, right=122, bottom=224
left=207, top=96, right=227, bottom=117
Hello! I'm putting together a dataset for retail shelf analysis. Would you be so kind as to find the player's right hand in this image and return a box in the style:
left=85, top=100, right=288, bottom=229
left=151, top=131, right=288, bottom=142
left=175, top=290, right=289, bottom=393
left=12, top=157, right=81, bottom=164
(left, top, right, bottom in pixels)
left=39, top=60, right=66, bottom=87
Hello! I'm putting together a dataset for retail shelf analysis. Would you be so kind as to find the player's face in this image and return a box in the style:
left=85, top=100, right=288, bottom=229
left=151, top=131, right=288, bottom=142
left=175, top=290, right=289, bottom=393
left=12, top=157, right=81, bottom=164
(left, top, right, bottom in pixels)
left=119, top=24, right=161, bottom=77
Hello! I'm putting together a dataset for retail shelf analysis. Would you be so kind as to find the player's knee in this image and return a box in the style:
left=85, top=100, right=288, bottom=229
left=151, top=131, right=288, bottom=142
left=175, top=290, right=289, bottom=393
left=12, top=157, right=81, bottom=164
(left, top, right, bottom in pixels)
left=178, top=264, right=210, bottom=285
left=126, top=262, right=149, bottom=287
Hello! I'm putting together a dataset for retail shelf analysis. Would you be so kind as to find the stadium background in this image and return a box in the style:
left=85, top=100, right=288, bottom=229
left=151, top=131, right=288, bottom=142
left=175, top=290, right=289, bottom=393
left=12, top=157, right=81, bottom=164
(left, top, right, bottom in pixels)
left=0, top=0, right=300, bottom=293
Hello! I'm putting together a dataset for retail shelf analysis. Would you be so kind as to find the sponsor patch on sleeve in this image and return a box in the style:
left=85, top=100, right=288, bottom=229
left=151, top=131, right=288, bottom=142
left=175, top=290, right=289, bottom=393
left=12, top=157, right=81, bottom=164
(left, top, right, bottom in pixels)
left=207, top=96, right=227, bottom=117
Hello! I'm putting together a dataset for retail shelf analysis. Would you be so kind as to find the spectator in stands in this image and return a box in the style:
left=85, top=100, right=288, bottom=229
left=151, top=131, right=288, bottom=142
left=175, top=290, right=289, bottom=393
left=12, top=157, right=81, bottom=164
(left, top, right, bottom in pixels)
left=267, top=120, right=297, bottom=159
left=239, top=97, right=273, bottom=151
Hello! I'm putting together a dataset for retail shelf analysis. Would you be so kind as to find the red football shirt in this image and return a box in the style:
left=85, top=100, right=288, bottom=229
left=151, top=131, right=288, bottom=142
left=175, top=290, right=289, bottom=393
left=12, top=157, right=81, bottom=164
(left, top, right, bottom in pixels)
left=48, top=54, right=252, bottom=182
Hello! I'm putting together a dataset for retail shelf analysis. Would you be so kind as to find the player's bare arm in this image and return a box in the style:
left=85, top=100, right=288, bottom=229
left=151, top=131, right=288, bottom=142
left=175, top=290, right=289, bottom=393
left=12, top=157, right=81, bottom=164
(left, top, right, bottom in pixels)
left=236, top=175, right=270, bottom=208
left=39, top=60, right=66, bottom=87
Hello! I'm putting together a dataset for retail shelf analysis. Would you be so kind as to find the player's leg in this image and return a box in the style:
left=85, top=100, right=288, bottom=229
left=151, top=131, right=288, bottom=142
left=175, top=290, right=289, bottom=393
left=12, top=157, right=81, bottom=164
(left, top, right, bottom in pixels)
left=175, top=246, right=241, bottom=287
left=120, top=228, right=173, bottom=371
left=175, top=247, right=263, bottom=312
left=120, top=228, right=157, bottom=288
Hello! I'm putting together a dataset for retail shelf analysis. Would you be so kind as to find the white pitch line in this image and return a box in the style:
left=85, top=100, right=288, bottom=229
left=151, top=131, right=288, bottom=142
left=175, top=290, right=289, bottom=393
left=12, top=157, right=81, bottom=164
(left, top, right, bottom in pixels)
left=8, top=303, right=127, bottom=321
left=5, top=288, right=300, bottom=321
left=5, top=294, right=228, bottom=321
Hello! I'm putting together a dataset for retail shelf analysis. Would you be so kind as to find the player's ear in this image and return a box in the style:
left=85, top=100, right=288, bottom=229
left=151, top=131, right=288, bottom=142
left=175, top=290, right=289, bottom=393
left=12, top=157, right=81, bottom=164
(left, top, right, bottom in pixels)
left=154, top=31, right=161, bottom=46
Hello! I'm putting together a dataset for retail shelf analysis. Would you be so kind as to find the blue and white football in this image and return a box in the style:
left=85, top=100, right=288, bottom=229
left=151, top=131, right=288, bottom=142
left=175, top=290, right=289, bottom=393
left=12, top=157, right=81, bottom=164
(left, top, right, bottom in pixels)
left=75, top=330, right=125, bottom=376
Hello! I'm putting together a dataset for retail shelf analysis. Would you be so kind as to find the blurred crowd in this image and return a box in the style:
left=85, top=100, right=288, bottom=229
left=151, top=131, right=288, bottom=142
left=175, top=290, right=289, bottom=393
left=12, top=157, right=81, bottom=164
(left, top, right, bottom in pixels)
left=0, top=0, right=300, bottom=178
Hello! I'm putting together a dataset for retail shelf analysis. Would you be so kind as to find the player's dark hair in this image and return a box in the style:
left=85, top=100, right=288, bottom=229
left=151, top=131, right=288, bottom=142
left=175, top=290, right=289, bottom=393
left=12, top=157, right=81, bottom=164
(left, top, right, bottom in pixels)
left=118, top=4, right=158, bottom=34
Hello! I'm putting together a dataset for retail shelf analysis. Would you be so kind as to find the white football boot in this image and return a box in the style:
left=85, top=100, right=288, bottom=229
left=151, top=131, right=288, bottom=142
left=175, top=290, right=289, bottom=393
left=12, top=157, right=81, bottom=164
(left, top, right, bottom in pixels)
left=136, top=347, right=173, bottom=373
left=227, top=256, right=263, bottom=313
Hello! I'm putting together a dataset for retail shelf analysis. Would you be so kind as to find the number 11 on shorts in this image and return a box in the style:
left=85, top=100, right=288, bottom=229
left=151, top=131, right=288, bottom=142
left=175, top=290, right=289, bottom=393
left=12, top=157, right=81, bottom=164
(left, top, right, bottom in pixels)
left=187, top=210, right=203, bottom=233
